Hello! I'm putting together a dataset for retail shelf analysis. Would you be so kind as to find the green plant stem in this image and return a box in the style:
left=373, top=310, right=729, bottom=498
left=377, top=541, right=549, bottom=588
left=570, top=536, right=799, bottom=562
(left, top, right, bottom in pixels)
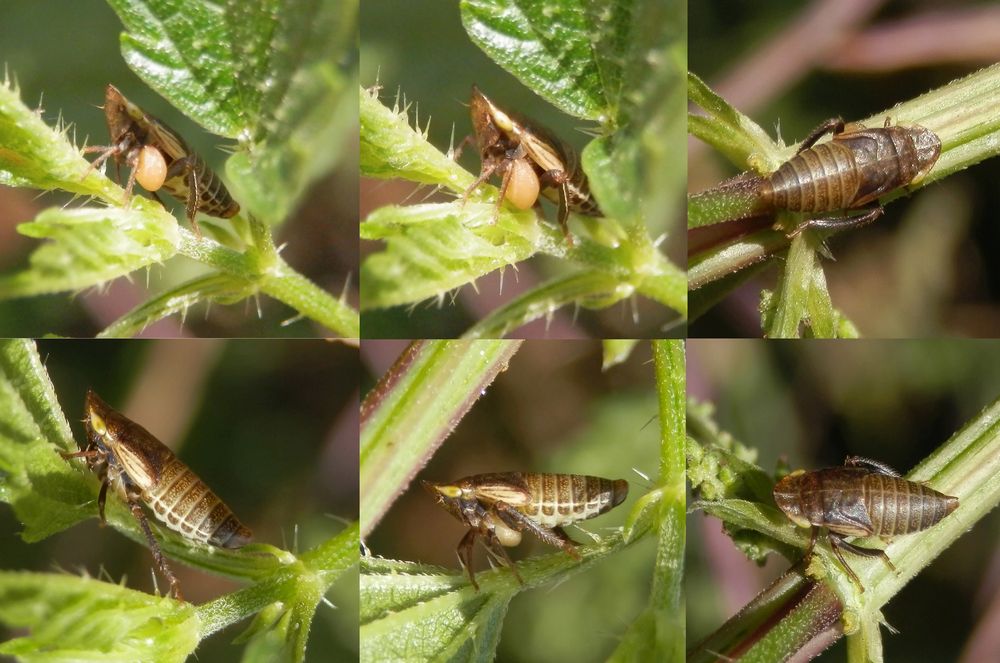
left=652, top=340, right=685, bottom=659
left=260, top=264, right=359, bottom=338
left=197, top=522, right=359, bottom=637
left=637, top=253, right=688, bottom=315
left=176, top=229, right=359, bottom=337
left=359, top=340, right=523, bottom=537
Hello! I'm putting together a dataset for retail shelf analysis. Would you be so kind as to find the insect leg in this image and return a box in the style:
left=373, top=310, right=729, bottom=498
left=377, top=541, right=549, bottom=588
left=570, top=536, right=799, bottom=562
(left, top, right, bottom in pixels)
left=493, top=504, right=581, bottom=559
left=804, top=525, right=819, bottom=559
left=844, top=456, right=901, bottom=477
left=80, top=145, right=120, bottom=181
left=480, top=535, right=523, bottom=585
left=796, top=118, right=846, bottom=153
left=833, top=536, right=897, bottom=573
left=490, top=143, right=533, bottom=222
left=827, top=532, right=865, bottom=592
left=127, top=498, right=182, bottom=600
left=97, top=478, right=110, bottom=526
left=450, top=134, right=476, bottom=161
left=457, top=528, right=480, bottom=590
left=183, top=158, right=203, bottom=237
left=535, top=168, right=574, bottom=242
left=59, top=449, right=101, bottom=460
left=790, top=205, right=884, bottom=236
left=493, top=160, right=515, bottom=222
left=163, top=156, right=203, bottom=236
left=461, top=159, right=501, bottom=207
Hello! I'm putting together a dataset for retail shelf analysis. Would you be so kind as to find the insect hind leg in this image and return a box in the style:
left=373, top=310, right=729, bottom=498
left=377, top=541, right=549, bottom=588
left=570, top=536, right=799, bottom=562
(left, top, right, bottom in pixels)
left=827, top=531, right=897, bottom=593
left=164, top=156, right=203, bottom=237
left=494, top=503, right=581, bottom=560
left=844, top=456, right=901, bottom=477
left=456, top=529, right=481, bottom=590
left=796, top=118, right=846, bottom=153
left=127, top=498, right=182, bottom=600
left=480, top=535, right=523, bottom=585
left=790, top=205, right=884, bottom=237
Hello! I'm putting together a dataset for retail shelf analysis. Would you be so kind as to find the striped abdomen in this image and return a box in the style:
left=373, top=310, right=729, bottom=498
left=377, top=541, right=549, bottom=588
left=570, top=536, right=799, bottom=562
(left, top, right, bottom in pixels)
left=773, top=467, right=958, bottom=538
left=564, top=166, right=601, bottom=217
left=759, top=142, right=861, bottom=213
left=144, top=456, right=251, bottom=548
left=162, top=153, right=240, bottom=219
left=859, top=473, right=959, bottom=537
left=519, top=473, right=628, bottom=528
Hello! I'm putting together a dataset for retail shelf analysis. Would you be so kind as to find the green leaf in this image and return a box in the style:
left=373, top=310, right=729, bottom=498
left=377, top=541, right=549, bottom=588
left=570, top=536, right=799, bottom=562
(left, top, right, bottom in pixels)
left=98, top=273, right=256, bottom=338
left=108, top=0, right=358, bottom=224
left=0, top=340, right=89, bottom=542
left=584, top=134, right=642, bottom=231
left=360, top=557, right=513, bottom=663
left=462, top=271, right=635, bottom=339
left=460, top=0, right=609, bottom=121
left=223, top=524, right=360, bottom=663
left=0, top=207, right=179, bottom=299
left=360, top=203, right=541, bottom=310
left=361, top=523, right=637, bottom=663
left=360, top=86, right=472, bottom=188
left=627, top=0, right=686, bottom=240
left=0, top=76, right=117, bottom=200
left=602, top=340, right=639, bottom=369
left=0, top=572, right=198, bottom=663
left=359, top=341, right=522, bottom=538
left=687, top=71, right=782, bottom=174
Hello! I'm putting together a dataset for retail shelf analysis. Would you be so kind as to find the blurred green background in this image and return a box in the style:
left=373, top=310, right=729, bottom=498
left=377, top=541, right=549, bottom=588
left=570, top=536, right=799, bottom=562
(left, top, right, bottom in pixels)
left=688, top=339, right=1000, bottom=661
left=0, top=0, right=358, bottom=337
left=0, top=339, right=359, bottom=661
left=360, top=2, right=683, bottom=339
left=361, top=340, right=659, bottom=662
left=689, top=0, right=1000, bottom=337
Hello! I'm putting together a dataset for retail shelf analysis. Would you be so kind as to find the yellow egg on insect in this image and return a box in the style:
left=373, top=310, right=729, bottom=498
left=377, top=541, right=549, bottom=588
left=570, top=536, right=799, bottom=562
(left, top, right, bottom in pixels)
left=135, top=145, right=167, bottom=191
left=504, top=158, right=540, bottom=210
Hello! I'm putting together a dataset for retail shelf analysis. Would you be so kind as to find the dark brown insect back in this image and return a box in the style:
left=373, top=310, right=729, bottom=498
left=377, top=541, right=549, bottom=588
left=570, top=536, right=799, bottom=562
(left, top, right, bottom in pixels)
left=758, top=117, right=941, bottom=235
left=83, top=84, right=239, bottom=237
left=60, top=390, right=252, bottom=599
left=461, top=85, right=601, bottom=243
left=423, top=472, right=628, bottom=590
left=773, top=456, right=958, bottom=591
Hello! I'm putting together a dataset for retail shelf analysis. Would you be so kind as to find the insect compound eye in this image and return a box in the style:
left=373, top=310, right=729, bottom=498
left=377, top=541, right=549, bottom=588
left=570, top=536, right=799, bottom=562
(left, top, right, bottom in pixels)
left=88, top=410, right=108, bottom=437
left=489, top=106, right=516, bottom=133
left=505, top=159, right=541, bottom=211
left=135, top=145, right=168, bottom=192
left=437, top=485, right=463, bottom=499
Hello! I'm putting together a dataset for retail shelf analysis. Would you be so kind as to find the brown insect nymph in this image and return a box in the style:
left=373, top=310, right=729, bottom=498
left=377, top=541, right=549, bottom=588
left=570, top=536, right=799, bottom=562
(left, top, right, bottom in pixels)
left=759, top=117, right=941, bottom=235
left=773, top=456, right=958, bottom=591
left=61, top=390, right=252, bottom=600
left=423, top=472, right=628, bottom=590
left=83, top=84, right=240, bottom=237
left=460, top=86, right=601, bottom=243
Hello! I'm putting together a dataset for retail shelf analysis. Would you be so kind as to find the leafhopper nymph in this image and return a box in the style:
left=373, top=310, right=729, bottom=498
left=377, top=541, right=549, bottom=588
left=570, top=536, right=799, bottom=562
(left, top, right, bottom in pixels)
left=757, top=118, right=941, bottom=235
left=61, top=390, right=252, bottom=600
left=773, top=456, right=958, bottom=591
left=423, top=472, right=627, bottom=589
left=83, top=84, right=240, bottom=236
left=460, top=86, right=602, bottom=242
